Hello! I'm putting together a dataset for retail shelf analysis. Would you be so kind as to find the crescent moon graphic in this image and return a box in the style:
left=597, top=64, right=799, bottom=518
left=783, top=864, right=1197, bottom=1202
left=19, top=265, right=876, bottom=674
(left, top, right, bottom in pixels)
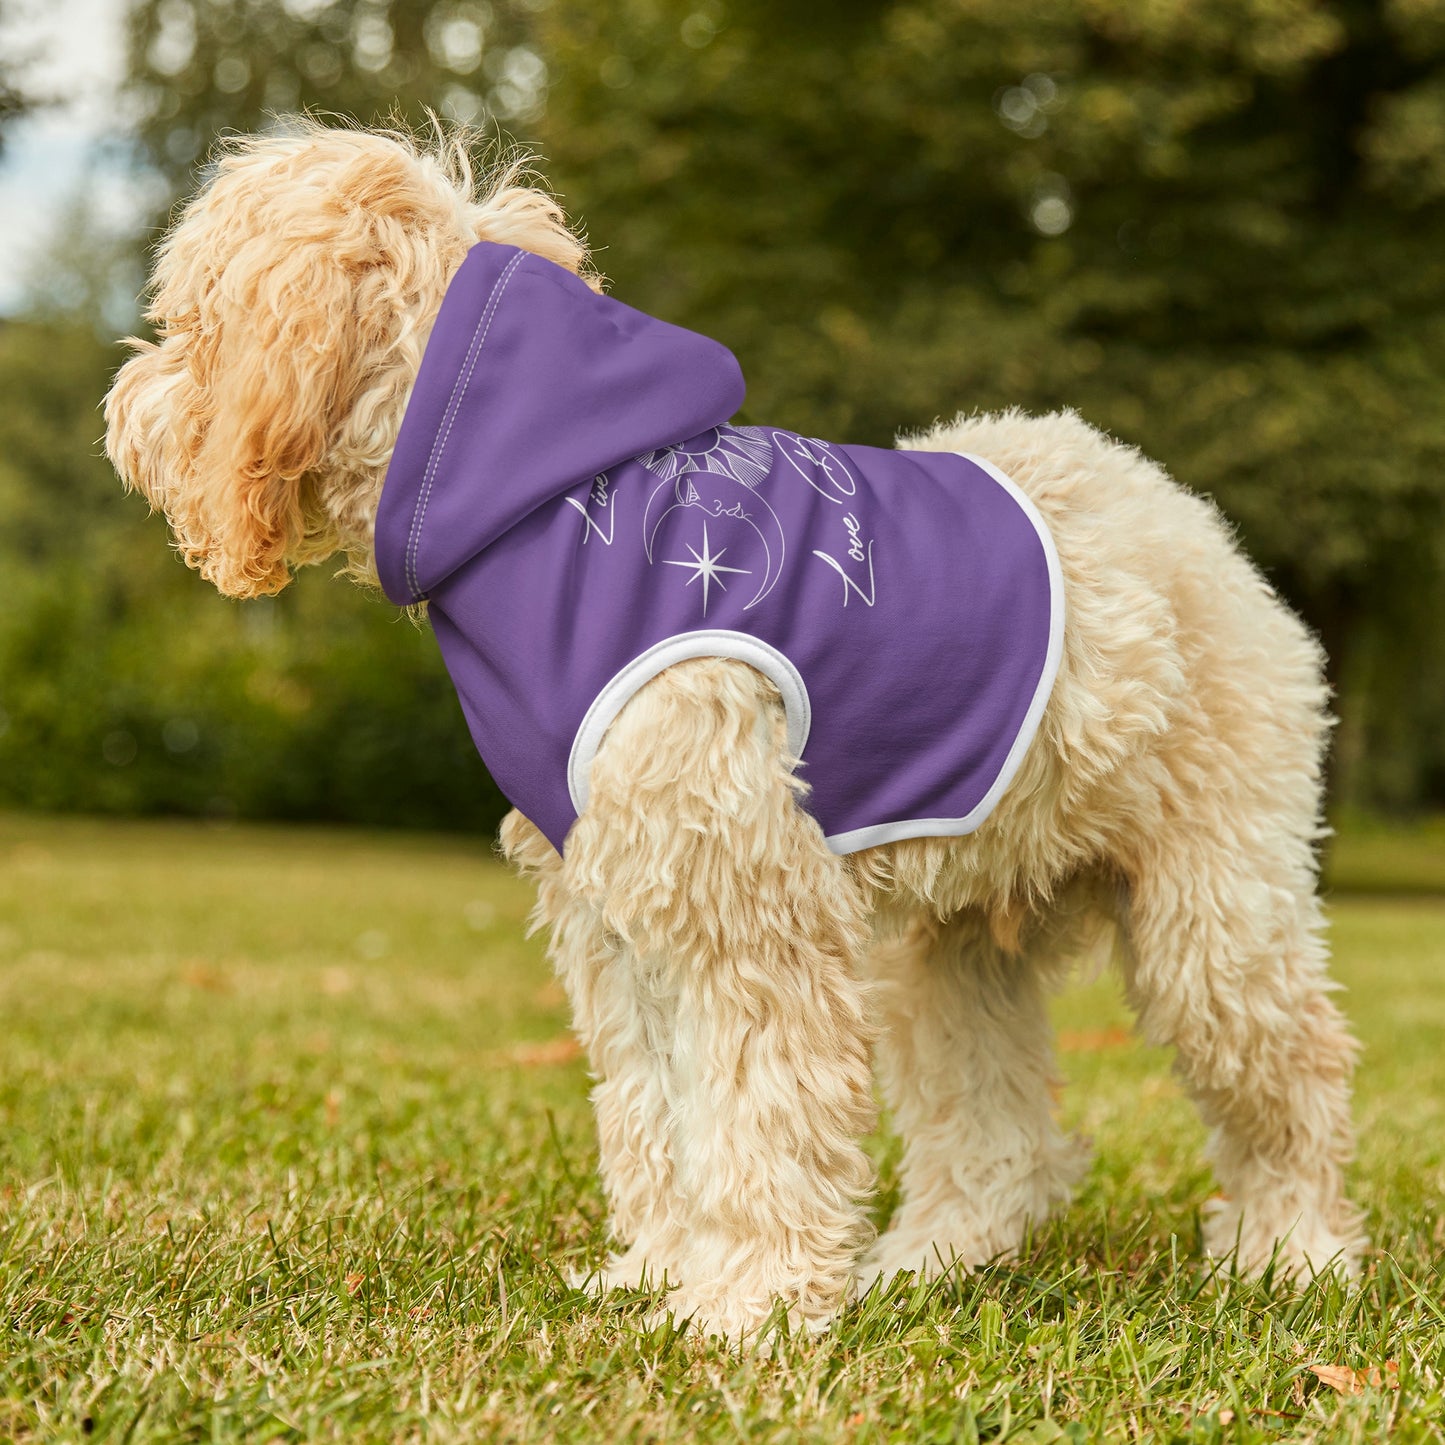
left=643, top=468, right=787, bottom=611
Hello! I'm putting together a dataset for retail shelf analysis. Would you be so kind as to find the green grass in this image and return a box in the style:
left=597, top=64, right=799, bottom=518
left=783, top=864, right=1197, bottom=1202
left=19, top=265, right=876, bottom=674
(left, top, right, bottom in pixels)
left=1324, top=811, right=1445, bottom=896
left=1, top=812, right=1442, bottom=1443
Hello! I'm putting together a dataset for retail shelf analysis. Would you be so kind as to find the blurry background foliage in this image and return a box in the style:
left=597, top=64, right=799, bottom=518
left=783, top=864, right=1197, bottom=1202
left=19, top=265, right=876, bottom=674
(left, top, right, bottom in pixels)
left=2, top=0, right=1445, bottom=831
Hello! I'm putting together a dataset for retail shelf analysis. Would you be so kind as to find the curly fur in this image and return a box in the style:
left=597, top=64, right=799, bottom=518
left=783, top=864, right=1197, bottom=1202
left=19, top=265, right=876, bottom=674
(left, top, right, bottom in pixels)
left=105, top=118, right=593, bottom=598
left=105, top=122, right=1365, bottom=1344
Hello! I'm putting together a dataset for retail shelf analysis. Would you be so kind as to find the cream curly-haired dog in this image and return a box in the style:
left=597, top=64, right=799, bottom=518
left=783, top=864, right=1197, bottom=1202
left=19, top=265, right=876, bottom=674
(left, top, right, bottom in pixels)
left=105, top=122, right=1363, bottom=1342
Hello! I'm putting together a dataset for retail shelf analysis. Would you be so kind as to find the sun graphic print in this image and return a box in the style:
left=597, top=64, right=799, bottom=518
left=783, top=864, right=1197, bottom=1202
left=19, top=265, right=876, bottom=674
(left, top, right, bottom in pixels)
left=636, top=424, right=774, bottom=488
left=638, top=427, right=789, bottom=617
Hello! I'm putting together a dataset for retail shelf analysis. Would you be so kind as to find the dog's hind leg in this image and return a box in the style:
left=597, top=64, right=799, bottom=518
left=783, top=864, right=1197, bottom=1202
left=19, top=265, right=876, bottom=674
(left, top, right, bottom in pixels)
left=564, top=659, right=878, bottom=1342
left=1120, top=825, right=1364, bottom=1279
left=859, top=912, right=1088, bottom=1290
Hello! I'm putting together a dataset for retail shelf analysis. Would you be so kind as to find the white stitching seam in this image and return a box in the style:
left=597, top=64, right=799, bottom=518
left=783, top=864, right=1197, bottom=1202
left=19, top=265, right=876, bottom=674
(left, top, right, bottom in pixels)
left=405, top=249, right=526, bottom=600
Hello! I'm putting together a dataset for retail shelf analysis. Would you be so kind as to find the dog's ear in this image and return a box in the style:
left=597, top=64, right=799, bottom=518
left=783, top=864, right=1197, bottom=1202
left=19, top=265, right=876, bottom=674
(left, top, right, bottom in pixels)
left=184, top=238, right=373, bottom=598
left=105, top=331, right=202, bottom=552
left=107, top=235, right=380, bottom=599
left=104, top=255, right=343, bottom=598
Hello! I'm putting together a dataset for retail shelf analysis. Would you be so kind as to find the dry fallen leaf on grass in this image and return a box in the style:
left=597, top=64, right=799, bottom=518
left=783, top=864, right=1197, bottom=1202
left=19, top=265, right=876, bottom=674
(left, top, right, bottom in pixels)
left=1310, top=1362, right=1399, bottom=1395
left=1056, top=1027, right=1134, bottom=1052
left=180, top=960, right=230, bottom=992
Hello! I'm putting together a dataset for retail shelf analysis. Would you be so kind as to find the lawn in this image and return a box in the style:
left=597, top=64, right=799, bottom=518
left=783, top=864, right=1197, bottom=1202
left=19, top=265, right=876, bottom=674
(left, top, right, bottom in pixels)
left=1, top=812, right=1442, bottom=1443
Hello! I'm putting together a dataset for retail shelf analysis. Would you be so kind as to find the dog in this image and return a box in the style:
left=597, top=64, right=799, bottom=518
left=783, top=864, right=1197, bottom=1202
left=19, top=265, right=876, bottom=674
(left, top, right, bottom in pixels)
left=105, top=122, right=1364, bottom=1342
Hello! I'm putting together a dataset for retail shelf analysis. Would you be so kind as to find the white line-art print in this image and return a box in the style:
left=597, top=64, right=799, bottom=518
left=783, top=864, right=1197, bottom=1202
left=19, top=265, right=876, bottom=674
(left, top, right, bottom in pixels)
left=640, top=427, right=787, bottom=612
left=776, top=433, right=858, bottom=504
left=636, top=424, right=773, bottom=489
left=660, top=518, right=752, bottom=617
left=811, top=511, right=877, bottom=607
left=563, top=473, right=617, bottom=545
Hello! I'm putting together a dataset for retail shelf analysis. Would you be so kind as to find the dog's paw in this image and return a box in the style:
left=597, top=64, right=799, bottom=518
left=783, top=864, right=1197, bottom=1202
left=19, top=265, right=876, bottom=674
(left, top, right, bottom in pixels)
left=570, top=1245, right=675, bottom=1296
left=860, top=1137, right=1091, bottom=1295
left=1202, top=1196, right=1366, bottom=1282
left=859, top=1212, right=1029, bottom=1293
left=856, top=1237, right=990, bottom=1296
left=645, top=1286, right=837, bottom=1350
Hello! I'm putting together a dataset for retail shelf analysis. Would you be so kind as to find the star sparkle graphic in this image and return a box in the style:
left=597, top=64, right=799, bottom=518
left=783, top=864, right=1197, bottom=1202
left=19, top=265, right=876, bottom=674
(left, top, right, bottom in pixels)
left=662, top=519, right=751, bottom=616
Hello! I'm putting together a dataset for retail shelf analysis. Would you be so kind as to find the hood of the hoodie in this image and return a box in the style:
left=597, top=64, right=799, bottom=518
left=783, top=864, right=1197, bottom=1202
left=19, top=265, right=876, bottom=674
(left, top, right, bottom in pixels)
left=375, top=243, right=745, bottom=605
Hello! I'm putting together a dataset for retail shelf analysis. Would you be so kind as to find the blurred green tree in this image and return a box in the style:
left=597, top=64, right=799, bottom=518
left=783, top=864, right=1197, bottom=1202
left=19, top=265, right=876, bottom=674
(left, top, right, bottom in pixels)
left=0, top=314, right=511, bottom=830
left=0, top=0, right=37, bottom=151
left=124, top=0, right=541, bottom=182
left=9, top=0, right=1439, bottom=824
left=532, top=0, right=1445, bottom=802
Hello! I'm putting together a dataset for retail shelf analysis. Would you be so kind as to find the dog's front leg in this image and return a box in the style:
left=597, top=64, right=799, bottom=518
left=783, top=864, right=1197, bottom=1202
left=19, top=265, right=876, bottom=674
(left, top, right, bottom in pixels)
left=565, top=659, right=878, bottom=1344
left=500, top=809, right=688, bottom=1290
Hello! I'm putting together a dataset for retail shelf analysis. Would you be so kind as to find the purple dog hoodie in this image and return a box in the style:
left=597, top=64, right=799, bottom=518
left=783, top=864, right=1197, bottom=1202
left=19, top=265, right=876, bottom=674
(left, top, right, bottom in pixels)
left=374, top=243, right=1063, bottom=855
